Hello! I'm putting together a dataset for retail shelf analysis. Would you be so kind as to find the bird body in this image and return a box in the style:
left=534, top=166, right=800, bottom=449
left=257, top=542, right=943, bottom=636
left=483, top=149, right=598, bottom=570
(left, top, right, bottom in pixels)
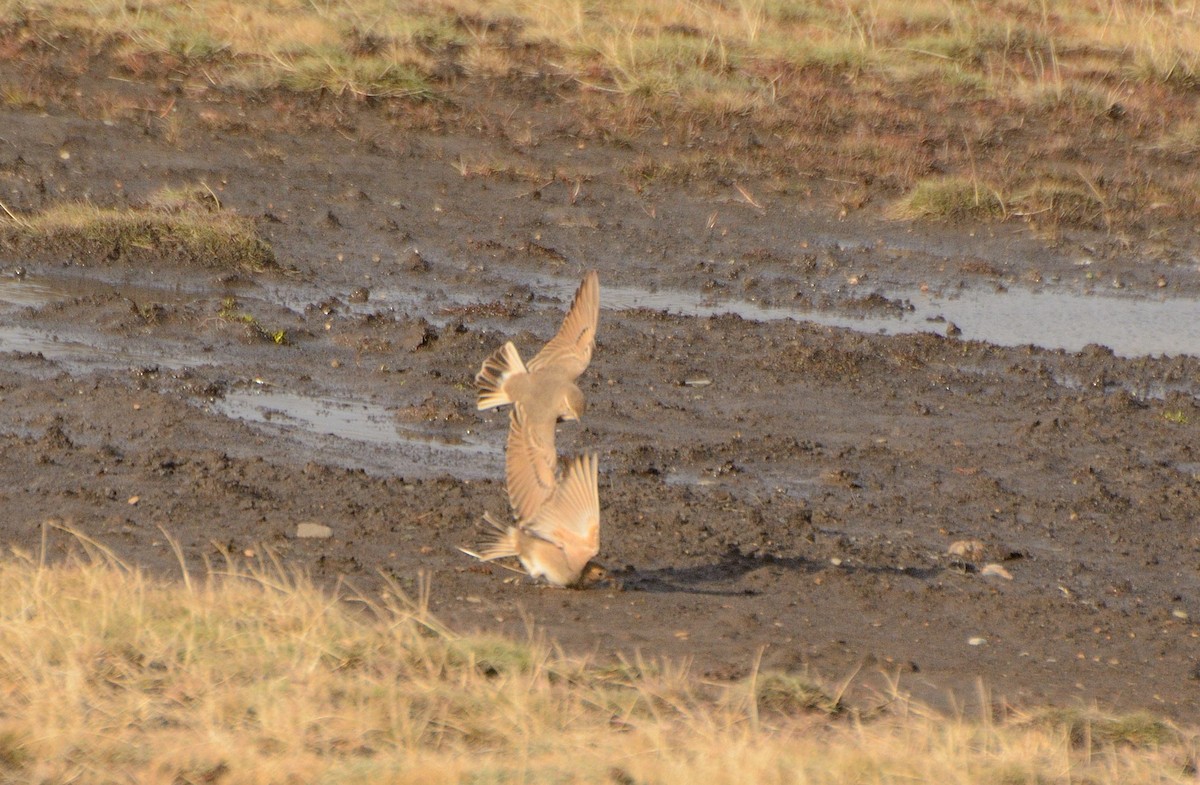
left=475, top=451, right=602, bottom=587
left=475, top=269, right=598, bottom=417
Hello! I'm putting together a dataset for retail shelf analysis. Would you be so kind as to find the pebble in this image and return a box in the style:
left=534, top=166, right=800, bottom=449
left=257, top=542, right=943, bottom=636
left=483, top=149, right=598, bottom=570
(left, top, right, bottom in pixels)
left=296, top=522, right=333, bottom=539
left=981, top=563, right=1013, bottom=580
left=968, top=637, right=986, bottom=646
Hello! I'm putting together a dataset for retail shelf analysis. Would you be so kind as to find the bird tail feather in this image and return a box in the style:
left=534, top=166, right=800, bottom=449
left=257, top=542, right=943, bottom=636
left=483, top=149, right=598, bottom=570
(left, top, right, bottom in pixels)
left=472, top=512, right=520, bottom=561
left=476, top=341, right=526, bottom=411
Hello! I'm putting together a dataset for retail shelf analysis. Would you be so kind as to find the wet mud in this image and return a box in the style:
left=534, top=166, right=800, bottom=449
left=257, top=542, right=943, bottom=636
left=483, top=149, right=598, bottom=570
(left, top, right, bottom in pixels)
left=2, top=71, right=1200, bottom=720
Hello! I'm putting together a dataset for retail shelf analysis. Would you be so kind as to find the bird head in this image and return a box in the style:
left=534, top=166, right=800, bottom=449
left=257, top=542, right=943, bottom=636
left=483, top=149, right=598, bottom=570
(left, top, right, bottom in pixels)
left=572, top=561, right=617, bottom=589
left=560, top=385, right=587, bottom=421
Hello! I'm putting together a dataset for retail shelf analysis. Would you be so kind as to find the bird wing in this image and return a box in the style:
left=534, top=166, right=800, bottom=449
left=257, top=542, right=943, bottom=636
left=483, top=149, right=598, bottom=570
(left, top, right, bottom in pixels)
left=505, top=403, right=558, bottom=521
left=526, top=452, right=600, bottom=574
left=528, top=270, right=599, bottom=379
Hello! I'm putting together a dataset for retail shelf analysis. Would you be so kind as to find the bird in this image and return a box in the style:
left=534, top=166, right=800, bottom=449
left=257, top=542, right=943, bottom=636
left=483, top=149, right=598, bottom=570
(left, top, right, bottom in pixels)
left=503, top=400, right=558, bottom=526
left=467, top=442, right=604, bottom=588
left=475, top=270, right=599, bottom=520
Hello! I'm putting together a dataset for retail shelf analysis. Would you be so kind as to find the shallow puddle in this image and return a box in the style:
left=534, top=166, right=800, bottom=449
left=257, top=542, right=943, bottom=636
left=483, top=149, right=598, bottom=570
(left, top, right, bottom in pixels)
left=208, top=386, right=500, bottom=478
left=0, top=325, right=211, bottom=370
left=577, top=280, right=1200, bottom=359
left=16, top=263, right=1199, bottom=359
left=0, top=269, right=209, bottom=311
left=0, top=277, right=73, bottom=309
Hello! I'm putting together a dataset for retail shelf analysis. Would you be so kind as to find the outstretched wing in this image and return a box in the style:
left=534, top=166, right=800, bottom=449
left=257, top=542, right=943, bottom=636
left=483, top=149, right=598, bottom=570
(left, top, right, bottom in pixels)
left=504, top=403, right=558, bottom=521
left=528, top=271, right=599, bottom=379
left=526, top=452, right=600, bottom=575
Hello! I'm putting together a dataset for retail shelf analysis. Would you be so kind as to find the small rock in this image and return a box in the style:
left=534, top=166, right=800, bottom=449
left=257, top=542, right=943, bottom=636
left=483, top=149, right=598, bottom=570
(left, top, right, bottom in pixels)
left=348, top=287, right=370, bottom=303
left=127, top=495, right=140, bottom=505
left=407, top=249, right=429, bottom=272
left=968, top=637, right=986, bottom=646
left=296, top=522, right=333, bottom=539
left=683, top=378, right=712, bottom=387
left=981, top=563, right=1013, bottom=580
left=1172, top=608, right=1189, bottom=620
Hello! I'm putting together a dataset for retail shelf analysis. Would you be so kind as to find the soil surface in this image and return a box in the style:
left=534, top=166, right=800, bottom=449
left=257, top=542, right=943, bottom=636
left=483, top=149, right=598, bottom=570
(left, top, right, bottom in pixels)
left=2, top=50, right=1200, bottom=721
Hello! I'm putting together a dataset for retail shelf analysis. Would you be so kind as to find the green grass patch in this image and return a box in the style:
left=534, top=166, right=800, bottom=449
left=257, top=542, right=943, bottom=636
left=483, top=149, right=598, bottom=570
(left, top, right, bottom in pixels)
left=892, top=176, right=1006, bottom=221
left=5, top=0, right=1200, bottom=106
left=0, top=193, right=276, bottom=271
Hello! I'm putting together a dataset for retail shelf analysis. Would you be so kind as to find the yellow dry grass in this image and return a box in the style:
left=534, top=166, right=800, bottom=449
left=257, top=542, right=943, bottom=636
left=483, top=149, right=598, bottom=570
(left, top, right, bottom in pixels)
left=3, top=0, right=1200, bottom=99
left=0, top=535, right=1194, bottom=784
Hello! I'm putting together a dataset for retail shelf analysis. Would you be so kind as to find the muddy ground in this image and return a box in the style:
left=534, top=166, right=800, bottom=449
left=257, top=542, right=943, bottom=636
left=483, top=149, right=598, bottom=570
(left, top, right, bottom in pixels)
left=2, top=55, right=1200, bottom=721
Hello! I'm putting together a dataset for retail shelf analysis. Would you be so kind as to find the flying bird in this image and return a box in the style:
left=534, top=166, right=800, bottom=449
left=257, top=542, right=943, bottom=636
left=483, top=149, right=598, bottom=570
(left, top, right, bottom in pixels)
left=476, top=270, right=599, bottom=419
left=468, top=446, right=604, bottom=588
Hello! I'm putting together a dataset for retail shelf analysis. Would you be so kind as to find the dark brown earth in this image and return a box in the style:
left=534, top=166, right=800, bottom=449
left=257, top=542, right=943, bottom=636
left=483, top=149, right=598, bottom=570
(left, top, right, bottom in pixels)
left=2, top=45, right=1199, bottom=723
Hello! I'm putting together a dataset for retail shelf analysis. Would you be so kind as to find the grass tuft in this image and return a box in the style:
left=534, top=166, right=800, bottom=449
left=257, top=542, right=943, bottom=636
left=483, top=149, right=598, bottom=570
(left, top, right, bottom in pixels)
left=892, top=176, right=1005, bottom=221
left=0, top=196, right=276, bottom=271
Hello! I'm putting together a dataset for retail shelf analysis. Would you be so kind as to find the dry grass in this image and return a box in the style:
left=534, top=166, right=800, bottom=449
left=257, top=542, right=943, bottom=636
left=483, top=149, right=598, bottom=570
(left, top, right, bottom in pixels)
left=0, top=190, right=276, bottom=271
left=0, top=538, right=1194, bottom=784
left=3, top=0, right=1199, bottom=104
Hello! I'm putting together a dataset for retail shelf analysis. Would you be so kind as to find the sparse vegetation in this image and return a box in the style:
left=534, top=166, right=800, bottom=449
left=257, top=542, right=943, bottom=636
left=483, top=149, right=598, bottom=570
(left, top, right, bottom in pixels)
left=5, top=1, right=1200, bottom=230
left=0, top=551, right=1193, bottom=784
left=218, top=295, right=288, bottom=344
left=0, top=193, right=276, bottom=271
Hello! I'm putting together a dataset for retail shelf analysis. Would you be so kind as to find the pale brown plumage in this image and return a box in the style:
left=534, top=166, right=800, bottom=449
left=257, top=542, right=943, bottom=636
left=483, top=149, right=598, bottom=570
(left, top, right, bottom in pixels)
left=475, top=270, right=599, bottom=520
left=472, top=451, right=602, bottom=588
left=475, top=270, right=598, bottom=414
left=504, top=402, right=557, bottom=526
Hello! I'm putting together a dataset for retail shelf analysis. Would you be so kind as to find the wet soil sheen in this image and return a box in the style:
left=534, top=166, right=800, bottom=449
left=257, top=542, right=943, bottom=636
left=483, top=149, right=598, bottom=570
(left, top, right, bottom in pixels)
left=1, top=59, right=1199, bottom=720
